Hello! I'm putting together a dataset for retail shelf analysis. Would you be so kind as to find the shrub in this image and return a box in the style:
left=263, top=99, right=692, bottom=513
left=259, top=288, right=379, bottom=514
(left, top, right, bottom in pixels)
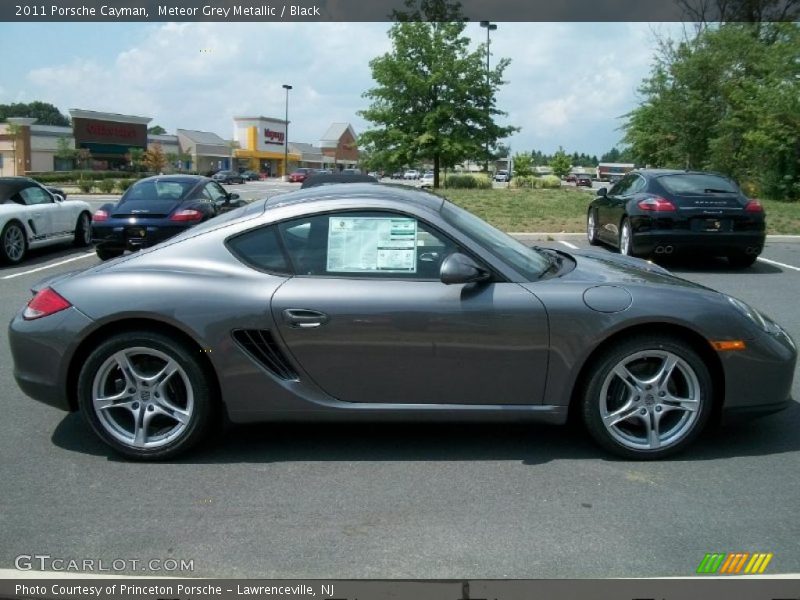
left=511, top=175, right=536, bottom=189
left=445, top=173, right=493, bottom=189
left=540, top=175, right=562, bottom=189
left=97, top=179, right=115, bottom=194
left=116, top=179, right=135, bottom=193
left=77, top=178, right=93, bottom=193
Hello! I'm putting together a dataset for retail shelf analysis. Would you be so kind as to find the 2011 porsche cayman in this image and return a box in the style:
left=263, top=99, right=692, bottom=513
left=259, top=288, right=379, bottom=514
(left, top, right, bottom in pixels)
left=9, top=183, right=796, bottom=460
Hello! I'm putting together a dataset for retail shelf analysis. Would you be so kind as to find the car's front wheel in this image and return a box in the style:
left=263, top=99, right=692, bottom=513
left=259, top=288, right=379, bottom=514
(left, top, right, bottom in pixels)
left=581, top=336, right=713, bottom=459
left=587, top=209, right=600, bottom=245
left=77, top=331, right=214, bottom=460
left=1, top=221, right=27, bottom=264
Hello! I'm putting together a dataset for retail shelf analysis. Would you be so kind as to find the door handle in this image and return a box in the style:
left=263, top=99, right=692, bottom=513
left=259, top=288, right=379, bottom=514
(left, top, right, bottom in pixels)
left=282, top=308, right=329, bottom=329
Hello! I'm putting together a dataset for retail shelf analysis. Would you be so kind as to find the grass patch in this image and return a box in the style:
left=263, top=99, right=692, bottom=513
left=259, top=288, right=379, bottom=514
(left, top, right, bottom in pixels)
left=435, top=188, right=800, bottom=235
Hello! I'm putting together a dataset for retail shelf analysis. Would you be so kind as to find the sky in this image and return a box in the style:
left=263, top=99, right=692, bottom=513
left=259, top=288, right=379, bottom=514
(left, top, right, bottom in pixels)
left=0, top=21, right=687, bottom=157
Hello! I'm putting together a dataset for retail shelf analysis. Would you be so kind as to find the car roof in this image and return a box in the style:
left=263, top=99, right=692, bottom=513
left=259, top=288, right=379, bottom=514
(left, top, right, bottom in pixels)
left=633, top=169, right=731, bottom=179
left=0, top=177, right=43, bottom=196
left=136, top=174, right=210, bottom=184
left=268, top=182, right=444, bottom=212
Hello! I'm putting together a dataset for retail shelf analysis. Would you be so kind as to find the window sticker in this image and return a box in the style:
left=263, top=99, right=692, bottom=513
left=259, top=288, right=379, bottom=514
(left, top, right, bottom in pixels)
left=327, top=217, right=417, bottom=273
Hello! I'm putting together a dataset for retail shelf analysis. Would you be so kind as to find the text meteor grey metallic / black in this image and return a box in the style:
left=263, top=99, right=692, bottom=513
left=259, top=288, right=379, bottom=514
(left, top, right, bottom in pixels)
left=9, top=183, right=796, bottom=460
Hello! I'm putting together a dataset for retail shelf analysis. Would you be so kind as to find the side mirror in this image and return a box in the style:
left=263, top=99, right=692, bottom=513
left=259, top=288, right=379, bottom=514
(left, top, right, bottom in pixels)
left=228, top=193, right=240, bottom=200
left=597, top=187, right=607, bottom=197
left=52, top=193, right=64, bottom=203
left=440, top=253, right=491, bottom=285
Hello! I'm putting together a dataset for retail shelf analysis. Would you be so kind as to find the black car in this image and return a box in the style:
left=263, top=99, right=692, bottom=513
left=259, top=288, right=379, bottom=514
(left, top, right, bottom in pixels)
left=575, top=174, right=592, bottom=187
left=212, top=170, right=245, bottom=185
left=587, top=170, right=765, bottom=267
left=241, top=170, right=260, bottom=181
left=91, top=175, right=245, bottom=260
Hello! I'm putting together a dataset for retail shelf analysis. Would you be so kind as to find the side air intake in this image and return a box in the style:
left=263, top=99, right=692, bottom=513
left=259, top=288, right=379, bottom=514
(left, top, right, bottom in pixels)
left=231, top=329, right=298, bottom=381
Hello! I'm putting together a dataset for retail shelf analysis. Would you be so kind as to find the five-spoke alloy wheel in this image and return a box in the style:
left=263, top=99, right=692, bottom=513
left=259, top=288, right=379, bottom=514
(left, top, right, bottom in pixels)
left=582, top=336, right=713, bottom=459
left=78, top=332, right=213, bottom=460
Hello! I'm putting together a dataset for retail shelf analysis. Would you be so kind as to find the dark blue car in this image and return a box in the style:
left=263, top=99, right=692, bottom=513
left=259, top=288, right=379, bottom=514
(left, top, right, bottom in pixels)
left=91, top=175, right=244, bottom=260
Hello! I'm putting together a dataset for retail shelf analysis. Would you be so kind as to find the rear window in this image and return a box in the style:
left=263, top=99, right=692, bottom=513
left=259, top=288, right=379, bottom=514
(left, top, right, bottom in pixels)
left=121, top=180, right=194, bottom=203
left=658, top=174, right=739, bottom=195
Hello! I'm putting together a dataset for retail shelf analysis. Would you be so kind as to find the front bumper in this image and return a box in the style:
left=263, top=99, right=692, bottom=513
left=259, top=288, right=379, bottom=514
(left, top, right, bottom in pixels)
left=719, top=325, right=796, bottom=417
left=9, top=306, right=95, bottom=411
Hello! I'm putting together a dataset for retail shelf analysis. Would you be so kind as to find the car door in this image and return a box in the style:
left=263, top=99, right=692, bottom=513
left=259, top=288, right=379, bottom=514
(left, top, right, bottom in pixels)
left=599, top=175, right=636, bottom=242
left=269, top=210, right=550, bottom=405
left=18, top=185, right=59, bottom=241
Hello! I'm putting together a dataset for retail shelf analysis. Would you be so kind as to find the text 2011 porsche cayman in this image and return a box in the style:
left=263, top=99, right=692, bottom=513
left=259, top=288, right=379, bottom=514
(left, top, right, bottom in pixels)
left=8, top=183, right=797, bottom=460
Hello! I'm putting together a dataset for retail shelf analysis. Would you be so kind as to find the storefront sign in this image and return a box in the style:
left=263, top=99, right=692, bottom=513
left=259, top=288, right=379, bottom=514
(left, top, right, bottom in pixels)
left=73, top=118, right=147, bottom=148
left=264, top=128, right=285, bottom=145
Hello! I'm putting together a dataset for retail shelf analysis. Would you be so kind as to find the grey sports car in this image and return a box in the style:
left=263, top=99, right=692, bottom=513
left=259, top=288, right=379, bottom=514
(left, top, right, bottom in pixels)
left=8, top=183, right=797, bottom=460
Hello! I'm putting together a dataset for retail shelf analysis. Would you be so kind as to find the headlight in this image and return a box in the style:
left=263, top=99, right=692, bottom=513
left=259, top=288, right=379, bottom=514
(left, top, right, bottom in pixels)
left=726, top=295, right=770, bottom=332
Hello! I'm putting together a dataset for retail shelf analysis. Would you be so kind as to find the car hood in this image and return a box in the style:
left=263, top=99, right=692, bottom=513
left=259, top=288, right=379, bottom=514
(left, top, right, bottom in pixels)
left=561, top=249, right=711, bottom=291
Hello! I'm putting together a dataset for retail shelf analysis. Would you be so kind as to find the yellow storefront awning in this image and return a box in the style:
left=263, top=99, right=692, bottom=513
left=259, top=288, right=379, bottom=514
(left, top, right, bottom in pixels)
left=235, top=149, right=301, bottom=161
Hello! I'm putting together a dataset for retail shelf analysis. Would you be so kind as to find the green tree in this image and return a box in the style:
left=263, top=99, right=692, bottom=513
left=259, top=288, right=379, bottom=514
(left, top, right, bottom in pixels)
left=0, top=102, right=70, bottom=126
left=142, top=143, right=167, bottom=173
left=147, top=125, right=167, bottom=135
left=512, top=151, right=533, bottom=177
left=624, top=22, right=800, bottom=199
left=549, top=147, right=572, bottom=179
left=359, top=8, right=517, bottom=188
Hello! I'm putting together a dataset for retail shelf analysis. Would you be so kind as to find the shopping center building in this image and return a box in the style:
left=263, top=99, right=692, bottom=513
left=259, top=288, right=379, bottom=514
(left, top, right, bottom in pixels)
left=0, top=109, right=359, bottom=177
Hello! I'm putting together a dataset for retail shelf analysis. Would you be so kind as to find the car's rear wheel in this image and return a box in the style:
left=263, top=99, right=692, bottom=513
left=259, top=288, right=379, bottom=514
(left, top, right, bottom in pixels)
left=581, top=336, right=713, bottom=459
left=1, top=221, right=27, bottom=264
left=728, top=252, right=757, bottom=269
left=73, top=212, right=92, bottom=247
left=78, top=331, right=214, bottom=460
left=619, top=218, right=634, bottom=256
left=587, top=209, right=599, bottom=245
left=96, top=245, right=124, bottom=261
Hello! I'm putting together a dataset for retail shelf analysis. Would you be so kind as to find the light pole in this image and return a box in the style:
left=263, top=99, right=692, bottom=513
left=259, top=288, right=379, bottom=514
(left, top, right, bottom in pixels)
left=480, top=21, right=497, bottom=173
left=282, top=84, right=292, bottom=181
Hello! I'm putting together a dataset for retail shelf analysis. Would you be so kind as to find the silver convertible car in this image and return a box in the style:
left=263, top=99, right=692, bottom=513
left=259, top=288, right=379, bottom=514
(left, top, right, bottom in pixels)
left=9, top=183, right=797, bottom=460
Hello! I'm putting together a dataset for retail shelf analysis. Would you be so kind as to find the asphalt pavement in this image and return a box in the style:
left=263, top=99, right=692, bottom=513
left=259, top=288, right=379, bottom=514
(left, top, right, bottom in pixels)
left=0, top=189, right=798, bottom=579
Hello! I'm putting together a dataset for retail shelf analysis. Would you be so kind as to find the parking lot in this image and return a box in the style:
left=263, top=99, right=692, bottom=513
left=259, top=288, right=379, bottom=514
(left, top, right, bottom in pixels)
left=1, top=180, right=798, bottom=579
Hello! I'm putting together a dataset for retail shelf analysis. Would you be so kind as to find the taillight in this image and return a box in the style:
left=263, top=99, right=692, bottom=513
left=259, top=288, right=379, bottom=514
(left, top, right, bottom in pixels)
left=92, top=209, right=109, bottom=222
left=637, top=196, right=676, bottom=212
left=745, top=200, right=763, bottom=213
left=170, top=209, right=203, bottom=222
left=23, top=288, right=72, bottom=320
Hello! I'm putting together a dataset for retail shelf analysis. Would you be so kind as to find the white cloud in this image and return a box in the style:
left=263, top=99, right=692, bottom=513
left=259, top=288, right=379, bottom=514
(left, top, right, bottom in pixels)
left=10, top=22, right=684, bottom=155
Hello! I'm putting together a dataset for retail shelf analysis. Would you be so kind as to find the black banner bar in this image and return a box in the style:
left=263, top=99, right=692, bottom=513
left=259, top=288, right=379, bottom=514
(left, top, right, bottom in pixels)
left=1, top=0, right=798, bottom=22
left=2, top=578, right=800, bottom=600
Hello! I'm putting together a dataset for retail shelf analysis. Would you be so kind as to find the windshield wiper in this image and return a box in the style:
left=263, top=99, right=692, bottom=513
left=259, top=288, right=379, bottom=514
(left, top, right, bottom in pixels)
left=538, top=249, right=563, bottom=278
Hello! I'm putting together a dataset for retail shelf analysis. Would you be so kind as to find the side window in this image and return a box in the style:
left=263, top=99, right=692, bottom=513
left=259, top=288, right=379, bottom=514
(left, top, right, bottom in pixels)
left=205, top=183, right=227, bottom=202
left=227, top=225, right=290, bottom=274
left=278, top=212, right=461, bottom=279
left=20, top=186, right=54, bottom=206
left=610, top=175, right=635, bottom=197
left=628, top=175, right=647, bottom=195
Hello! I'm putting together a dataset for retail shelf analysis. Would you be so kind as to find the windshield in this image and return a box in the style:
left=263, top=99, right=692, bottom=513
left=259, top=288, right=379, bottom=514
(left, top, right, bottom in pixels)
left=440, top=201, right=550, bottom=280
left=658, top=174, right=739, bottom=195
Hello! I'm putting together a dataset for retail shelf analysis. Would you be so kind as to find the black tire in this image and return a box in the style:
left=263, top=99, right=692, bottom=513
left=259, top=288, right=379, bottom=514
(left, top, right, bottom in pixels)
left=587, top=209, right=600, bottom=245
left=73, top=212, right=92, bottom=247
left=1, top=221, right=27, bottom=264
left=96, top=245, right=124, bottom=261
left=77, top=331, right=214, bottom=460
left=728, top=252, right=757, bottom=269
left=619, top=217, right=635, bottom=257
left=580, top=335, right=713, bottom=460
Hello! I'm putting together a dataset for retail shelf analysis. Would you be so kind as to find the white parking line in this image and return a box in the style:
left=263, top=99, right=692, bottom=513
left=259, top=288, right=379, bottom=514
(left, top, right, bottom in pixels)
left=757, top=257, right=800, bottom=272
left=559, top=241, right=580, bottom=250
left=2, top=253, right=96, bottom=280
